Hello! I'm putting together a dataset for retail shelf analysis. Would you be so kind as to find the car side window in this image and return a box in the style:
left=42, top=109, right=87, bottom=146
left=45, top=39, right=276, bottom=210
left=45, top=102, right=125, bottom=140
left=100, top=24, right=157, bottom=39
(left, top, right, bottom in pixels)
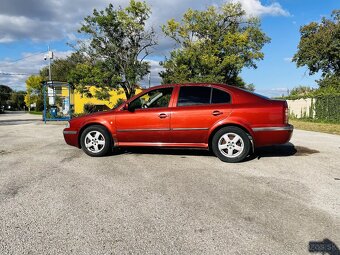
left=129, top=87, right=173, bottom=110
left=211, top=88, right=231, bottom=104
left=177, top=86, right=211, bottom=106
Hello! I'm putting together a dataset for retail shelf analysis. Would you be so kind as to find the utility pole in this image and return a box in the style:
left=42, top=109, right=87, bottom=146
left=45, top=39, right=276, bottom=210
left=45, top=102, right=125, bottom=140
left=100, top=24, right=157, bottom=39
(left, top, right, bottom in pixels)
left=148, top=71, right=151, bottom=88
left=45, top=45, right=53, bottom=81
left=48, top=45, right=51, bottom=81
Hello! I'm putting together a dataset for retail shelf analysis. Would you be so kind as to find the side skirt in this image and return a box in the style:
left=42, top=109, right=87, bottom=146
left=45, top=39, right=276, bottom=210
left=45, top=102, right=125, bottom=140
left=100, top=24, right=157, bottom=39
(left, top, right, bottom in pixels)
left=117, top=142, right=209, bottom=149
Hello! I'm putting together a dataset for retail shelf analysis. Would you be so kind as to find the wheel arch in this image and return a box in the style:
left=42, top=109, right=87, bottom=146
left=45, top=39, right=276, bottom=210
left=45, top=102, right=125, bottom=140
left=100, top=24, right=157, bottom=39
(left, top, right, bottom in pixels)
left=208, top=123, right=254, bottom=152
left=78, top=122, right=112, bottom=148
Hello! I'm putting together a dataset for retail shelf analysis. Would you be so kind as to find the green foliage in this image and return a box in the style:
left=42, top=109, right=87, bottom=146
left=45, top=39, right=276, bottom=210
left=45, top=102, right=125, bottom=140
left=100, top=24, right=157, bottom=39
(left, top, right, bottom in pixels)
left=69, top=61, right=116, bottom=99
left=40, top=52, right=86, bottom=82
left=293, top=10, right=340, bottom=90
left=76, top=0, right=156, bottom=99
left=289, top=85, right=314, bottom=97
left=9, top=91, right=26, bottom=110
left=0, top=85, right=12, bottom=106
left=160, top=3, right=270, bottom=88
left=25, top=75, right=44, bottom=111
left=316, top=74, right=340, bottom=91
left=83, top=103, right=110, bottom=113
left=286, top=92, right=340, bottom=124
left=244, top=83, right=255, bottom=92
left=83, top=103, right=97, bottom=114
left=28, top=111, right=42, bottom=115
left=314, top=95, right=340, bottom=123
left=282, top=85, right=340, bottom=100
left=113, top=98, right=126, bottom=108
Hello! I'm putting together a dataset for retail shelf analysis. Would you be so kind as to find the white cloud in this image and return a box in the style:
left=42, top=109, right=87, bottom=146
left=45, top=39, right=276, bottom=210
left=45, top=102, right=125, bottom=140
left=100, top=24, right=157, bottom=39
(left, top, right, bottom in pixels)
left=140, top=59, right=164, bottom=87
left=0, top=50, right=73, bottom=90
left=0, top=0, right=290, bottom=43
left=284, top=57, right=293, bottom=62
left=0, top=14, right=65, bottom=42
left=0, top=0, right=290, bottom=89
left=256, top=87, right=289, bottom=97
left=229, top=0, right=290, bottom=17
left=0, top=51, right=161, bottom=90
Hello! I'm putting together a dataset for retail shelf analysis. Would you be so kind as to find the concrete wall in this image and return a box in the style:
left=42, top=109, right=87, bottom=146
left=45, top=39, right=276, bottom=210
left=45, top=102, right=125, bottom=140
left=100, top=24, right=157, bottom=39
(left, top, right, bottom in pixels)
left=287, top=98, right=314, bottom=118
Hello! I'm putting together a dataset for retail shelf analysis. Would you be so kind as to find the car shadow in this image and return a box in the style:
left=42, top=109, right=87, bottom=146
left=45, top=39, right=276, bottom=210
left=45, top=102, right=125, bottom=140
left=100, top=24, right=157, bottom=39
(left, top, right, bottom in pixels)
left=247, top=142, right=298, bottom=161
left=111, top=147, right=214, bottom=158
left=109, top=142, right=318, bottom=161
left=309, top=239, right=340, bottom=255
left=251, top=142, right=319, bottom=160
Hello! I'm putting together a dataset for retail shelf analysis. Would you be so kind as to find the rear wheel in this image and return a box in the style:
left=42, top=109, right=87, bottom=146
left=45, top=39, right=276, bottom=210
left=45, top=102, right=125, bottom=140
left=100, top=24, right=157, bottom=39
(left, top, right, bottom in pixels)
left=212, top=126, right=250, bottom=163
left=80, top=125, right=111, bottom=157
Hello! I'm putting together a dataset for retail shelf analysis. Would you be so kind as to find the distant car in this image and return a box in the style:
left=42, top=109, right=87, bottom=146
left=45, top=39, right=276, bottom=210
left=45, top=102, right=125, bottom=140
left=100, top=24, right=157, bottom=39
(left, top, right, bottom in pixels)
left=63, top=83, right=293, bottom=163
left=0, top=105, right=4, bottom=113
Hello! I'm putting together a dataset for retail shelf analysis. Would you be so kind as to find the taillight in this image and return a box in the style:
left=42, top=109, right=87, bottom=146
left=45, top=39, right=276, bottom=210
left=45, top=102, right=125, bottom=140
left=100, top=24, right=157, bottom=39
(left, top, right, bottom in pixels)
left=284, top=102, right=289, bottom=124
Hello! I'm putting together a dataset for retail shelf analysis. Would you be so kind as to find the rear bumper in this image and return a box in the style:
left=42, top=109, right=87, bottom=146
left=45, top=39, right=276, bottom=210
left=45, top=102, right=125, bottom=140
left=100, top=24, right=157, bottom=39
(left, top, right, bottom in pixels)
left=252, top=124, right=293, bottom=147
left=63, top=129, right=79, bottom=147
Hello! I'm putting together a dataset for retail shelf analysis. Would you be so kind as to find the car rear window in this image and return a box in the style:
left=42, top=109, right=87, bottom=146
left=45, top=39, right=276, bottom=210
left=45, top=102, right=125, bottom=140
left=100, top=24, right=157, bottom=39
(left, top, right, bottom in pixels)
left=211, top=88, right=231, bottom=104
left=178, top=86, right=231, bottom=106
left=177, top=86, right=211, bottom=106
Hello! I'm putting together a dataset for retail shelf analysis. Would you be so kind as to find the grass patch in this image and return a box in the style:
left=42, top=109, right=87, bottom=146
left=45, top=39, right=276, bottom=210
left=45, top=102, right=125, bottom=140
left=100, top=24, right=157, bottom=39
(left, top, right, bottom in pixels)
left=28, top=111, right=42, bottom=115
left=290, top=119, right=340, bottom=135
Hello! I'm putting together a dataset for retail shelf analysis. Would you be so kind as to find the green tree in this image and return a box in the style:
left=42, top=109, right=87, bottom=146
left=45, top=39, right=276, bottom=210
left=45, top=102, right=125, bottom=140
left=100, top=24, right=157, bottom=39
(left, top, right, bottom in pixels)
left=160, top=3, right=270, bottom=88
left=75, top=0, right=156, bottom=99
left=289, top=85, right=313, bottom=96
left=293, top=10, right=340, bottom=91
left=0, top=85, right=12, bottom=107
left=9, top=91, right=26, bottom=110
left=25, top=75, right=44, bottom=111
left=40, top=52, right=86, bottom=82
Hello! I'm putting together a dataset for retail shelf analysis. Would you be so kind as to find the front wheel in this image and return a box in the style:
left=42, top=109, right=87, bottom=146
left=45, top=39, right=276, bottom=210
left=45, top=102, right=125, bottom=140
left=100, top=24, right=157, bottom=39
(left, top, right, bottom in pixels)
left=80, top=125, right=112, bottom=157
left=212, top=127, right=250, bottom=163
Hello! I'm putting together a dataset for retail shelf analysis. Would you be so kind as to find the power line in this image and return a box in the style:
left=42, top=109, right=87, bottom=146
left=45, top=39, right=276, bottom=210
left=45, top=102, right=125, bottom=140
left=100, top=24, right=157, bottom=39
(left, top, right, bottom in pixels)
left=0, top=92, right=26, bottom=95
left=0, top=72, right=39, bottom=76
left=0, top=51, right=47, bottom=68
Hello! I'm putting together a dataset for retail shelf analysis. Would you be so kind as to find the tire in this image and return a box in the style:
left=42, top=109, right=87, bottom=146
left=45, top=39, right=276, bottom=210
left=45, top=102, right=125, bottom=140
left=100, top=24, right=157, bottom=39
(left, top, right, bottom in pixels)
left=212, top=126, right=250, bottom=163
left=80, top=125, right=112, bottom=157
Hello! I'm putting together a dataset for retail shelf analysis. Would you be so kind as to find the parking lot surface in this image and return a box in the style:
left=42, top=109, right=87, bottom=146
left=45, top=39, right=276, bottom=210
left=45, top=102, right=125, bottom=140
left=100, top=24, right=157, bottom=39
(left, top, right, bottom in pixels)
left=0, top=113, right=339, bottom=254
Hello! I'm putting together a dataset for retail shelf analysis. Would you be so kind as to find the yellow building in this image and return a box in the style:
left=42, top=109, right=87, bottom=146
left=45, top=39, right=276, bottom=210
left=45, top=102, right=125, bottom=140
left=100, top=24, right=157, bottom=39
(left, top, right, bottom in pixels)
left=61, top=86, right=142, bottom=114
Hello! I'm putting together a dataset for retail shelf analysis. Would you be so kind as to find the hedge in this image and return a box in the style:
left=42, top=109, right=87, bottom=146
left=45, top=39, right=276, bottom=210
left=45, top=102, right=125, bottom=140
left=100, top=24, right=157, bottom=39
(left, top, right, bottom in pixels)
left=314, top=95, right=340, bottom=123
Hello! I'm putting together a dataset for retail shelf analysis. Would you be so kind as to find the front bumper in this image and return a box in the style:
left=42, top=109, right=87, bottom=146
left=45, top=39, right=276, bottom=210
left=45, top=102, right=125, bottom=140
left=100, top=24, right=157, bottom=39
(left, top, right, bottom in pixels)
left=63, top=129, right=79, bottom=147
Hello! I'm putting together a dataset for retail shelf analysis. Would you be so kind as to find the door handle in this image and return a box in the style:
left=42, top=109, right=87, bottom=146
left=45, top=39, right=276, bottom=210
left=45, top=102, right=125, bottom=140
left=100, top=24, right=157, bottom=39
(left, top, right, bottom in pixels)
left=159, top=113, right=168, bottom=119
left=212, top=110, right=223, bottom=116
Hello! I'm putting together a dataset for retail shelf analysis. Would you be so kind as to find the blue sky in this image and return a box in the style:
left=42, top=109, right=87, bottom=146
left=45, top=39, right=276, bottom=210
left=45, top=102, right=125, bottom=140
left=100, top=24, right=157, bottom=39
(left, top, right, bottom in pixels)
left=0, top=0, right=338, bottom=97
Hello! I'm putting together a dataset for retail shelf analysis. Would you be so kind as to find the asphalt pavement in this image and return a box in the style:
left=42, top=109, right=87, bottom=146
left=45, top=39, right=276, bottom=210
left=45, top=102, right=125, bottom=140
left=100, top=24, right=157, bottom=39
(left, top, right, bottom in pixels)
left=0, top=113, right=339, bottom=254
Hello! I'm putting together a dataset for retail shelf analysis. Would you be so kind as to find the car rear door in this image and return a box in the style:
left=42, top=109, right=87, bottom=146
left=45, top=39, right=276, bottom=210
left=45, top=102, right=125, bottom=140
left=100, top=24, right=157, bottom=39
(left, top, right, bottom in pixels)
left=170, top=85, right=232, bottom=144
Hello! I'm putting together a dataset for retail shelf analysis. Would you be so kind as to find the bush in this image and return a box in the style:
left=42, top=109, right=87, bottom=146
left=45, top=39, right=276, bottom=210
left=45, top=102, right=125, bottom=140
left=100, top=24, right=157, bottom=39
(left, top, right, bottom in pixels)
left=314, top=95, right=340, bottom=123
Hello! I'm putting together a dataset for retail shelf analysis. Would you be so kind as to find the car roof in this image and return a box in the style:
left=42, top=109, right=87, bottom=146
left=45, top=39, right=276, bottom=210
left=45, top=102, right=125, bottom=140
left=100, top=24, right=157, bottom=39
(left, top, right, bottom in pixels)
left=134, top=83, right=269, bottom=105
left=146, top=83, right=239, bottom=91
left=145, top=83, right=256, bottom=96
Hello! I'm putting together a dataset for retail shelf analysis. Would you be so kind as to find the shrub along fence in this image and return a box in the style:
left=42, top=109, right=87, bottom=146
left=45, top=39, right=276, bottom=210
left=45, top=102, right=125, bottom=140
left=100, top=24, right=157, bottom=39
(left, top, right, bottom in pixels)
left=287, top=95, right=340, bottom=123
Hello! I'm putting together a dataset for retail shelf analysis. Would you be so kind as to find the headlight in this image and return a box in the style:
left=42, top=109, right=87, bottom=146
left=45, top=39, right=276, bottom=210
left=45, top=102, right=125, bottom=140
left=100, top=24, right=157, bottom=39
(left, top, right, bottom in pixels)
left=66, top=121, right=70, bottom=128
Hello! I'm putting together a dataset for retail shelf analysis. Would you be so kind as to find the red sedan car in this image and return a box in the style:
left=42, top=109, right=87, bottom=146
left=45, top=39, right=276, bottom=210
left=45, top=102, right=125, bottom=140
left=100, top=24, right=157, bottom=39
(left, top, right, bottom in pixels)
left=63, top=83, right=293, bottom=163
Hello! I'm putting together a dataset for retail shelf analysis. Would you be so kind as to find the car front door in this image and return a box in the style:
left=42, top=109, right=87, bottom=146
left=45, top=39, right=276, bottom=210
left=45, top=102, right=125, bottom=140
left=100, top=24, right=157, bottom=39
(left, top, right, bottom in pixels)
left=115, top=87, right=174, bottom=144
left=170, top=85, right=232, bottom=145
